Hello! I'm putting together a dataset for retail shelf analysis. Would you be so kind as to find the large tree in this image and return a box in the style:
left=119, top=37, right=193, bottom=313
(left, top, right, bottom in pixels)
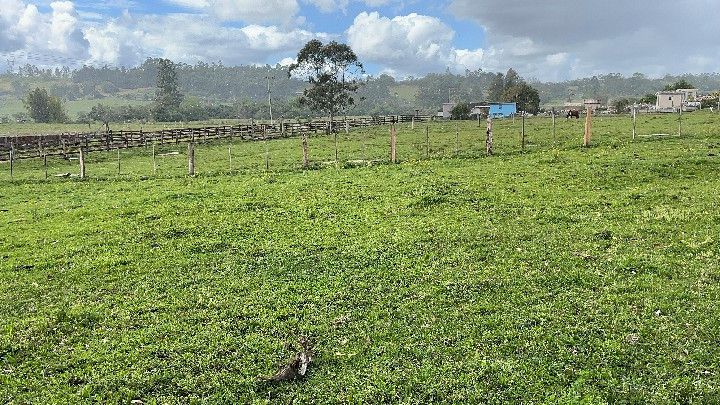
left=504, top=68, right=521, bottom=90
left=487, top=73, right=505, bottom=102
left=503, top=83, right=541, bottom=114
left=663, top=79, right=694, bottom=91
left=23, top=88, right=68, bottom=123
left=289, top=40, right=364, bottom=163
left=288, top=40, right=364, bottom=128
left=152, top=59, right=184, bottom=122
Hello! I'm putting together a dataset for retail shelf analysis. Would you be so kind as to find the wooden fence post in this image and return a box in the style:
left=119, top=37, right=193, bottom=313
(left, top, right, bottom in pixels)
left=552, top=107, right=557, bottom=147
left=264, top=127, right=270, bottom=171
left=390, top=124, right=397, bottom=163
left=9, top=146, right=13, bottom=180
left=425, top=125, right=430, bottom=158
left=584, top=107, right=592, bottom=147
left=188, top=142, right=195, bottom=176
left=632, top=106, right=637, bottom=140
left=678, top=105, right=683, bottom=136
left=333, top=129, right=339, bottom=164
left=521, top=112, right=526, bottom=150
left=486, top=117, right=493, bottom=156
left=228, top=145, right=233, bottom=170
left=79, top=147, right=86, bottom=179
left=455, top=124, right=459, bottom=155
left=302, top=132, right=309, bottom=169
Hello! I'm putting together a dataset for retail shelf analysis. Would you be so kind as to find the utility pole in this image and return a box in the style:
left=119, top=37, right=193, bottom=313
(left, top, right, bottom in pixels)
left=266, top=72, right=275, bottom=125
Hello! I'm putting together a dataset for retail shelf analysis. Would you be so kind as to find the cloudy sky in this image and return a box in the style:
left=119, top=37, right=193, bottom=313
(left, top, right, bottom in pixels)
left=1, top=0, right=719, bottom=81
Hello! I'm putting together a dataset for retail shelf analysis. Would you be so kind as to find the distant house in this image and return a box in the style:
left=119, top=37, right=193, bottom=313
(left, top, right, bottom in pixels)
left=440, top=103, right=454, bottom=119
left=656, top=91, right=685, bottom=111
left=656, top=88, right=699, bottom=111
left=439, top=101, right=518, bottom=119
left=583, top=99, right=602, bottom=111
left=489, top=103, right=517, bottom=118
left=676, top=89, right=698, bottom=101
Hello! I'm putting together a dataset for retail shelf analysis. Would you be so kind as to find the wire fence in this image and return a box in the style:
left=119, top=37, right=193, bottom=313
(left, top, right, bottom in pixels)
left=1, top=111, right=717, bottom=182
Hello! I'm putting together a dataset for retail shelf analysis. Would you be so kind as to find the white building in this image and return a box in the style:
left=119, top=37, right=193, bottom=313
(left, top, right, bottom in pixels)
left=583, top=99, right=602, bottom=111
left=656, top=92, right=685, bottom=111
left=656, top=88, right=699, bottom=111
left=676, top=89, right=698, bottom=101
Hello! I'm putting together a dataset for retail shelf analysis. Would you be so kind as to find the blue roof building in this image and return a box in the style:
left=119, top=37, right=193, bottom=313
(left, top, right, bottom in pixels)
left=489, top=103, right=517, bottom=118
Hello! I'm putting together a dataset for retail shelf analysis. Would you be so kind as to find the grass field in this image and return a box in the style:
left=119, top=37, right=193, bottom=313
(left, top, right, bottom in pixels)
left=1, top=113, right=720, bottom=402
left=0, top=96, right=152, bottom=122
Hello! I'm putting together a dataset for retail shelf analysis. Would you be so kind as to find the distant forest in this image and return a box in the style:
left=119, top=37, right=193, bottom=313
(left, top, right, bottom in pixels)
left=3, top=59, right=720, bottom=120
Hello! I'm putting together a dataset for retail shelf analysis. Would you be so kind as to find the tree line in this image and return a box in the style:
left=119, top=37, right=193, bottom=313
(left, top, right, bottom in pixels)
left=11, top=44, right=720, bottom=124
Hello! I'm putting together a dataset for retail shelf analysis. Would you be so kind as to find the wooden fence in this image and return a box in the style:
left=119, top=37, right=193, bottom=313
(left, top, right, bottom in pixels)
left=0, top=115, right=432, bottom=161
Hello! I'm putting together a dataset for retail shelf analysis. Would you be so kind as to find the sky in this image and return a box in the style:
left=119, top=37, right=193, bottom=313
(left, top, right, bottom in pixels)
left=1, top=0, right=720, bottom=81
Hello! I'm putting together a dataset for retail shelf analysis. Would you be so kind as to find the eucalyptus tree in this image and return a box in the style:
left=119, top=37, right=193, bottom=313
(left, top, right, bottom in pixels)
left=289, top=40, right=365, bottom=162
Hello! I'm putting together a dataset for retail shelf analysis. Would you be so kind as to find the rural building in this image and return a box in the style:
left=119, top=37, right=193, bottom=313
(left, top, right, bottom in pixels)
left=489, top=103, right=517, bottom=118
left=676, top=89, right=698, bottom=101
left=656, top=91, right=685, bottom=111
left=564, top=102, right=583, bottom=110
left=440, top=103, right=454, bottom=119
left=440, top=102, right=517, bottom=119
left=656, top=88, right=699, bottom=111
left=583, top=99, right=602, bottom=111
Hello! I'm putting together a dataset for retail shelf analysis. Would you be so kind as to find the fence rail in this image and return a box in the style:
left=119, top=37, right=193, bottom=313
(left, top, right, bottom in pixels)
left=0, top=115, right=432, bottom=161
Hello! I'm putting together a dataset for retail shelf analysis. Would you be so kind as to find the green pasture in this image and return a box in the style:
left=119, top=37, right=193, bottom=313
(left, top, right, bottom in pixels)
left=1, top=112, right=719, bottom=402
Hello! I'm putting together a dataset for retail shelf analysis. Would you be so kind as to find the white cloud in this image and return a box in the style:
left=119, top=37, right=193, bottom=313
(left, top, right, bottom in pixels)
left=0, top=0, right=88, bottom=60
left=278, top=56, right=296, bottom=66
left=166, top=0, right=300, bottom=24
left=347, top=11, right=490, bottom=77
left=84, top=12, right=328, bottom=67
left=347, top=12, right=452, bottom=75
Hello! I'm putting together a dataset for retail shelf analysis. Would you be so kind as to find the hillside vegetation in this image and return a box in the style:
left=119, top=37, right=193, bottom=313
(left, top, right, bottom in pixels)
left=3, top=61, right=720, bottom=121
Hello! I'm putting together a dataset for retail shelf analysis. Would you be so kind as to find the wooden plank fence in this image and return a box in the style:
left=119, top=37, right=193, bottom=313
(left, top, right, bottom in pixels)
left=0, top=115, right=431, bottom=161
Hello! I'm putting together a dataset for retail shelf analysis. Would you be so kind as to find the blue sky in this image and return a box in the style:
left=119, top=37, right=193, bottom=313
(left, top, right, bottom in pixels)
left=2, top=0, right=720, bottom=81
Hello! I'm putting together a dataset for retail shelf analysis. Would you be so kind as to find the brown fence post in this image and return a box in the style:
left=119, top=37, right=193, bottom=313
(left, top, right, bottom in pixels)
left=9, top=146, right=13, bottom=180
left=264, top=127, right=270, bottom=171
left=455, top=124, right=459, bottom=155
left=425, top=125, right=430, bottom=158
left=486, top=117, right=493, bottom=156
left=678, top=104, right=683, bottom=137
left=188, top=142, right=195, bottom=176
left=552, top=107, right=557, bottom=147
left=584, top=107, right=592, bottom=147
left=302, top=132, right=309, bottom=169
left=79, top=147, right=86, bottom=179
left=390, top=124, right=397, bottom=163
left=521, top=112, right=526, bottom=150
